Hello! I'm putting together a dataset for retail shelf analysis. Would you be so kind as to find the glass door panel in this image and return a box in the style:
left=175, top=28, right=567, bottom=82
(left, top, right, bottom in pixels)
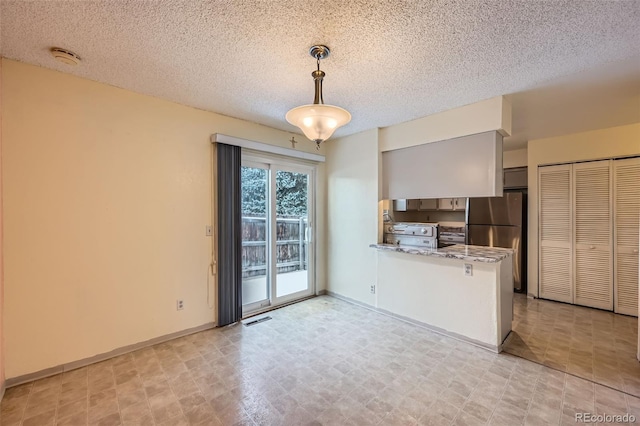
left=273, top=169, right=312, bottom=300
left=241, top=164, right=270, bottom=311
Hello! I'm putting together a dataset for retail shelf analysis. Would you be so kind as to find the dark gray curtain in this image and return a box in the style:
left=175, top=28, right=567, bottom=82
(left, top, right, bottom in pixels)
left=217, top=143, right=242, bottom=326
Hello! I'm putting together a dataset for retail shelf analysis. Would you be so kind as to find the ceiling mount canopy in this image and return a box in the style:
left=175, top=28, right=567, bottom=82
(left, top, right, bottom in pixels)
left=286, top=45, right=351, bottom=149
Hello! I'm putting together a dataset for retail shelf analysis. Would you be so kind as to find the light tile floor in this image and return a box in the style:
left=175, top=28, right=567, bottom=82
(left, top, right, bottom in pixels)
left=1, top=295, right=639, bottom=425
left=503, top=294, right=640, bottom=398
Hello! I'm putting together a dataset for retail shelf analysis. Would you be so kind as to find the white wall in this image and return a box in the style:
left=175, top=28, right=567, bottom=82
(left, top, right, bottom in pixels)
left=382, top=131, right=503, bottom=199
left=326, top=129, right=379, bottom=305
left=377, top=251, right=511, bottom=349
left=1, top=59, right=324, bottom=378
left=527, top=123, right=640, bottom=298
left=504, top=148, right=527, bottom=168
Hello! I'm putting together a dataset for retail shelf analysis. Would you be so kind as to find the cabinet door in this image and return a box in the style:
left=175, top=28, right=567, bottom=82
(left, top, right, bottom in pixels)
left=406, top=199, right=420, bottom=210
left=438, top=198, right=454, bottom=210
left=453, top=198, right=467, bottom=210
left=539, top=165, right=573, bottom=303
left=573, top=160, right=612, bottom=310
left=393, top=199, right=419, bottom=211
left=393, top=200, right=407, bottom=211
left=419, top=199, right=438, bottom=210
left=614, top=157, right=640, bottom=316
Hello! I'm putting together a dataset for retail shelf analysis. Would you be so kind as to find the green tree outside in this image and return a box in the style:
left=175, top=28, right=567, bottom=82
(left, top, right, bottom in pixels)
left=241, top=167, right=308, bottom=218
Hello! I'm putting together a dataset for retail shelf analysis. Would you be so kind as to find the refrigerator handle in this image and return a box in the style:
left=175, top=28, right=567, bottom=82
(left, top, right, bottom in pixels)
left=464, top=198, right=470, bottom=229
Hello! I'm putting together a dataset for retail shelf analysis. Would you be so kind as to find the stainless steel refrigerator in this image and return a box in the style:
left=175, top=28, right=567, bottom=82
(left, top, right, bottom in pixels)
left=466, top=191, right=527, bottom=293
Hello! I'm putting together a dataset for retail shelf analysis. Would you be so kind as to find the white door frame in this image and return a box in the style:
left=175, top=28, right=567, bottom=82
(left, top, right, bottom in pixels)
left=241, top=152, right=316, bottom=316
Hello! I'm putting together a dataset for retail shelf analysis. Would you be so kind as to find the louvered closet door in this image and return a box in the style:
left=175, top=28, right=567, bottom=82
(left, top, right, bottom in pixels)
left=573, top=160, right=613, bottom=310
left=614, top=157, right=640, bottom=316
left=539, top=164, right=572, bottom=303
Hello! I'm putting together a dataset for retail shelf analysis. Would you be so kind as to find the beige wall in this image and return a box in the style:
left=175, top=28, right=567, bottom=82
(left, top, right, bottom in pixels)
left=315, top=162, right=327, bottom=293
left=327, top=99, right=513, bottom=307
left=326, top=129, right=379, bottom=305
left=503, top=148, right=527, bottom=168
left=379, top=96, right=511, bottom=152
left=527, top=123, right=640, bottom=298
left=1, top=59, right=324, bottom=378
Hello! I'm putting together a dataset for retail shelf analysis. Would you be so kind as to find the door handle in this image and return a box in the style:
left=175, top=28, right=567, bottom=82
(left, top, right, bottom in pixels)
left=633, top=249, right=639, bottom=254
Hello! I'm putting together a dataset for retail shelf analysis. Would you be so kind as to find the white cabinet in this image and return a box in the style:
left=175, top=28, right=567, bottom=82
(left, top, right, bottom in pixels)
left=453, top=198, right=467, bottom=210
left=573, top=161, right=612, bottom=310
left=613, top=157, right=640, bottom=316
left=438, top=198, right=466, bottom=210
left=393, top=199, right=420, bottom=211
left=538, top=158, right=639, bottom=316
left=539, top=164, right=573, bottom=303
left=394, top=198, right=467, bottom=211
left=439, top=198, right=454, bottom=210
left=419, top=199, right=438, bottom=210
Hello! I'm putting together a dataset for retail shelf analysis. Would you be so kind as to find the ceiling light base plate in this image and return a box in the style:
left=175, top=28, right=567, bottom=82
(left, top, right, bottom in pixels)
left=309, top=45, right=330, bottom=60
left=50, top=47, right=81, bottom=65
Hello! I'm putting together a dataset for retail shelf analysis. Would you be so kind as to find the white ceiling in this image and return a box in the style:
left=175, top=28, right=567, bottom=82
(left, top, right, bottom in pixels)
left=1, top=1, right=639, bottom=150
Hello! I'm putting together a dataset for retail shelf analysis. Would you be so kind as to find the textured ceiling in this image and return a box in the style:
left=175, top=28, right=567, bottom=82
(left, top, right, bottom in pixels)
left=506, top=56, right=640, bottom=150
left=1, top=0, right=639, bottom=145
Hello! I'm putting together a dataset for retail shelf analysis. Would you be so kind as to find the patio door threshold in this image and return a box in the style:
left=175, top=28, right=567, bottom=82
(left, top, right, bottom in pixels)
left=241, top=295, right=318, bottom=320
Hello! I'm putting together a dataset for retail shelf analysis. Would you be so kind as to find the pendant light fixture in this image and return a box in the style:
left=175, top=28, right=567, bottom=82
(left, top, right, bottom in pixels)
left=286, top=45, right=351, bottom=149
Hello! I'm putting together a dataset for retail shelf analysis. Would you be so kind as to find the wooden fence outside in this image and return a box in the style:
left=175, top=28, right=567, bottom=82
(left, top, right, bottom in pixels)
left=242, top=216, right=308, bottom=278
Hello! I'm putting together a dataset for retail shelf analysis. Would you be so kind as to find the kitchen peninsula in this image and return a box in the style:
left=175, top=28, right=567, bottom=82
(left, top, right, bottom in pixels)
left=370, top=243, right=513, bottom=352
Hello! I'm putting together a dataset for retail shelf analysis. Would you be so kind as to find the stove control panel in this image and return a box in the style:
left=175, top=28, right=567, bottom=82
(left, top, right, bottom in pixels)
left=383, top=222, right=439, bottom=248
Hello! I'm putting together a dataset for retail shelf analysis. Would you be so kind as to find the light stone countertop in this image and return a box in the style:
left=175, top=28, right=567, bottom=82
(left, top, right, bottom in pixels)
left=370, top=243, right=513, bottom=263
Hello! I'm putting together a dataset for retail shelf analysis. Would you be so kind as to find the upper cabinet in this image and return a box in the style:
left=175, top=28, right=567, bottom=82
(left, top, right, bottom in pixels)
left=394, top=198, right=466, bottom=211
left=437, top=198, right=467, bottom=211
left=393, top=199, right=421, bottom=211
left=418, top=199, right=438, bottom=210
left=504, top=167, right=528, bottom=189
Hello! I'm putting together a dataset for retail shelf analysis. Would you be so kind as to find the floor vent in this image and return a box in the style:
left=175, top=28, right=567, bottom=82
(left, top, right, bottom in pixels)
left=242, top=316, right=272, bottom=327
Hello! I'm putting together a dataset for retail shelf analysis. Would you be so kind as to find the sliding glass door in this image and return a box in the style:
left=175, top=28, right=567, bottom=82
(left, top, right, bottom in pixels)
left=241, top=157, right=314, bottom=314
left=241, top=163, right=270, bottom=310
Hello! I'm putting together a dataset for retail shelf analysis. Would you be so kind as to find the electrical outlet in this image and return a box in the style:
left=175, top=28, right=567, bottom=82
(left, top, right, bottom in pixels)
left=464, top=263, right=473, bottom=276
left=205, top=225, right=212, bottom=236
left=370, top=285, right=376, bottom=294
left=176, top=299, right=184, bottom=310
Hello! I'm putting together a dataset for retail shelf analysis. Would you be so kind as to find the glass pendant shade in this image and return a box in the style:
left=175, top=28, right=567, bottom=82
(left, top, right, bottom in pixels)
left=286, top=45, right=351, bottom=148
left=286, top=104, right=351, bottom=145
